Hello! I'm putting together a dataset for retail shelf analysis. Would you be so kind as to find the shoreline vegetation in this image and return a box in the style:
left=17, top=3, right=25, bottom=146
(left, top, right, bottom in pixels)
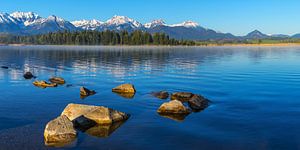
left=1, top=30, right=300, bottom=47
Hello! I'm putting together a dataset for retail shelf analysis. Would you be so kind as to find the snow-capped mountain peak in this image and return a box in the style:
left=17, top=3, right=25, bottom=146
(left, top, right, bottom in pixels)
left=106, top=15, right=142, bottom=28
left=10, top=12, right=40, bottom=23
left=170, top=21, right=199, bottom=28
left=71, top=19, right=103, bottom=30
left=144, top=19, right=166, bottom=28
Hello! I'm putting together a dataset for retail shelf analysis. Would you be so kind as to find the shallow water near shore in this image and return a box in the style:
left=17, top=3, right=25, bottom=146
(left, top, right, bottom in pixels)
left=0, top=46, right=300, bottom=150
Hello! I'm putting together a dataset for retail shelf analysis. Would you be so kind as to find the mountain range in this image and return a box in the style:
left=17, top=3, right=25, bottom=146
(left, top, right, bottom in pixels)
left=0, top=11, right=299, bottom=40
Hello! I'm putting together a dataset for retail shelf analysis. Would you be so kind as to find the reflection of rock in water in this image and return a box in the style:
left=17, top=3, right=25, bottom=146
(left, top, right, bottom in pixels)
left=45, top=138, right=77, bottom=148
left=85, top=121, right=126, bottom=138
left=113, top=92, right=135, bottom=99
left=158, top=113, right=190, bottom=122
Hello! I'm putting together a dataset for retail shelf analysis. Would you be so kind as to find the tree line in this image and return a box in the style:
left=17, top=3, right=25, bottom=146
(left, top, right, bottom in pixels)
left=0, top=30, right=196, bottom=46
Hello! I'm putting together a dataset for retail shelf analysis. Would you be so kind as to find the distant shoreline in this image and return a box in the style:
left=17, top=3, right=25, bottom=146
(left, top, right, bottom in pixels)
left=1, top=43, right=300, bottom=47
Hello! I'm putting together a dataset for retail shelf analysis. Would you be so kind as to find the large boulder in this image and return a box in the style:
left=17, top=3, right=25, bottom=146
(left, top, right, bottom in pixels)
left=61, top=103, right=130, bottom=125
left=171, top=92, right=194, bottom=102
left=112, top=84, right=136, bottom=94
left=80, top=87, right=96, bottom=99
left=49, top=77, right=66, bottom=84
left=44, top=115, right=77, bottom=147
left=33, top=80, right=58, bottom=88
left=23, top=72, right=35, bottom=79
left=188, top=94, right=209, bottom=111
left=157, top=100, right=190, bottom=114
left=152, top=91, right=169, bottom=99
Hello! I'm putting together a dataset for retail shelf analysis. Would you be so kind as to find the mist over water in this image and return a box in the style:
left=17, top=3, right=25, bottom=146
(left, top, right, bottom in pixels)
left=0, top=46, right=300, bottom=150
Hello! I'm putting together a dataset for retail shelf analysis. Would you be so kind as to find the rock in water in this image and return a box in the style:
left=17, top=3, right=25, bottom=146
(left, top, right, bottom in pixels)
left=44, top=115, right=77, bottom=147
left=23, top=72, right=35, bottom=79
left=152, top=91, right=169, bottom=99
left=1, top=66, right=9, bottom=69
left=61, top=103, right=130, bottom=125
left=188, top=94, right=209, bottom=111
left=49, top=77, right=66, bottom=84
left=112, top=84, right=136, bottom=93
left=33, top=80, right=58, bottom=88
left=80, top=87, right=96, bottom=98
left=157, top=100, right=191, bottom=114
left=171, top=92, right=194, bottom=102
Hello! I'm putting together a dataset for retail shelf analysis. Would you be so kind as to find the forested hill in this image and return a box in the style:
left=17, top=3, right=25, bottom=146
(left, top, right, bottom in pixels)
left=0, top=30, right=196, bottom=46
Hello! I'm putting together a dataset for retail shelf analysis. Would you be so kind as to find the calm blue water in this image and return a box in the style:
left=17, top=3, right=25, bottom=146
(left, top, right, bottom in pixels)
left=0, top=46, right=300, bottom=150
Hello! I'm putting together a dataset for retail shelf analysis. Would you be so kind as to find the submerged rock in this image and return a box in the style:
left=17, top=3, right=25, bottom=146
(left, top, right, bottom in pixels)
left=49, top=77, right=66, bottom=84
left=171, top=92, right=194, bottom=102
left=152, top=91, right=169, bottom=99
left=188, top=94, right=209, bottom=111
left=80, top=87, right=96, bottom=98
left=1, top=66, right=9, bottom=69
left=157, top=100, right=191, bottom=114
left=85, top=121, right=126, bottom=138
left=44, top=115, right=77, bottom=147
left=33, top=80, right=58, bottom=88
left=23, top=72, right=35, bottom=79
left=158, top=113, right=190, bottom=122
left=61, top=103, right=130, bottom=125
left=112, top=84, right=136, bottom=94
left=113, top=92, right=135, bottom=99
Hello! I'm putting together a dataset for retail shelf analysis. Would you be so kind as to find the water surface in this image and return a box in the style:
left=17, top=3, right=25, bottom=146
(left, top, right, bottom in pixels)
left=0, top=46, right=300, bottom=150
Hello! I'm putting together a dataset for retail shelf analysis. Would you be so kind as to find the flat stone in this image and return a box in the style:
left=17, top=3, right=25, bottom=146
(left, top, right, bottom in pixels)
left=33, top=80, right=58, bottom=88
left=44, top=115, right=77, bottom=146
left=157, top=100, right=191, bottom=114
left=152, top=91, right=169, bottom=99
left=61, top=103, right=130, bottom=125
left=112, top=84, right=136, bottom=93
left=171, top=92, right=194, bottom=102
left=49, top=77, right=66, bottom=84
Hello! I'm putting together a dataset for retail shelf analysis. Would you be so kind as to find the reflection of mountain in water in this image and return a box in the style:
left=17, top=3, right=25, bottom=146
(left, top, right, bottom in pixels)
left=0, top=46, right=266, bottom=81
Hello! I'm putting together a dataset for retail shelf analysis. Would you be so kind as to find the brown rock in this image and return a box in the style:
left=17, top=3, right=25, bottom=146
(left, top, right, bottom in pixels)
left=112, top=84, right=136, bottom=93
left=61, top=103, right=130, bottom=125
left=49, top=77, right=66, bottom=84
left=33, top=80, right=58, bottom=88
left=80, top=87, right=96, bottom=98
left=44, top=115, right=77, bottom=147
left=171, top=92, right=194, bottom=102
left=188, top=94, right=209, bottom=111
left=152, top=91, right=169, bottom=99
left=157, top=100, right=190, bottom=114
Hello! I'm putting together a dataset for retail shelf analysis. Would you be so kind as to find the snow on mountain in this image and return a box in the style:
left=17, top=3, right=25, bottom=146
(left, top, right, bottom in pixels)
left=24, top=15, right=77, bottom=34
left=0, top=13, right=17, bottom=24
left=144, top=19, right=166, bottom=28
left=10, top=11, right=40, bottom=26
left=72, top=19, right=103, bottom=30
left=105, top=15, right=142, bottom=28
left=170, top=21, right=199, bottom=28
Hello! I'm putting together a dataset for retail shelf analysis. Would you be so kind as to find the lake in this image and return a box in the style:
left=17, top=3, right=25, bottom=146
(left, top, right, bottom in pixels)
left=0, top=46, right=300, bottom=150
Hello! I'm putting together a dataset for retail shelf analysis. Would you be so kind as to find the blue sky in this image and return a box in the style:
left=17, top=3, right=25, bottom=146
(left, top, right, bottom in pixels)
left=0, top=0, right=299, bottom=36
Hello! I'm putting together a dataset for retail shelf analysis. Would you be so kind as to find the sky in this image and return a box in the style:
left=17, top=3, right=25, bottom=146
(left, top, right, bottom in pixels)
left=0, top=0, right=300, bottom=36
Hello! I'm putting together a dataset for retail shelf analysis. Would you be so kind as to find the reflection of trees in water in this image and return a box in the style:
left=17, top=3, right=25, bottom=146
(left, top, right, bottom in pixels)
left=0, top=46, right=237, bottom=79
